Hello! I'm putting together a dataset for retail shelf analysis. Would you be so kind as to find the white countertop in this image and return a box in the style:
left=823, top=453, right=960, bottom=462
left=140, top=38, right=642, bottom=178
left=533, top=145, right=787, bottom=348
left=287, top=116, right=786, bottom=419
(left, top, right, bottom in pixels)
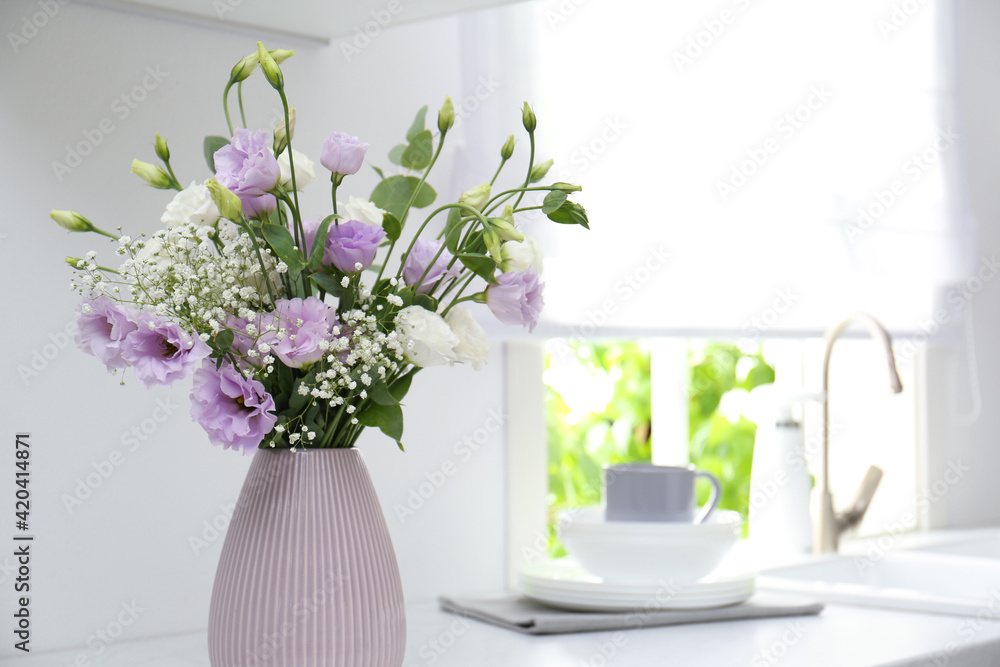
left=8, top=598, right=1000, bottom=667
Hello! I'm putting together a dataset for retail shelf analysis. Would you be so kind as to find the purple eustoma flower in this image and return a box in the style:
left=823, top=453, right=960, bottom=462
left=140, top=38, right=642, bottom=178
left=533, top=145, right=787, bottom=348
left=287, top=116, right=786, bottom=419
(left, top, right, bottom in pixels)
left=122, top=314, right=211, bottom=388
left=214, top=128, right=281, bottom=218
left=402, top=239, right=461, bottom=295
left=486, top=267, right=545, bottom=333
left=190, top=361, right=276, bottom=455
left=75, top=297, right=139, bottom=371
left=323, top=219, right=386, bottom=274
left=320, top=132, right=369, bottom=176
left=260, top=296, right=340, bottom=368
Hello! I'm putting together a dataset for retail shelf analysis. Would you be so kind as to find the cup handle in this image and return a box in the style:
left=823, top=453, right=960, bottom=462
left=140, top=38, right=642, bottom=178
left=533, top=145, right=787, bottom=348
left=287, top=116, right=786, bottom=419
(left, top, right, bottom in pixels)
left=693, top=470, right=722, bottom=525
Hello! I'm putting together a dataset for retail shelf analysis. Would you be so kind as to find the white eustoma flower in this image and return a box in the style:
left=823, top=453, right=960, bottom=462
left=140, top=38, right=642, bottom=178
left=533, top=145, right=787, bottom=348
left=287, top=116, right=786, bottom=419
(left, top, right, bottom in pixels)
left=445, top=307, right=490, bottom=370
left=500, top=236, right=544, bottom=274
left=277, top=149, right=315, bottom=190
left=395, top=305, right=460, bottom=367
left=160, top=181, right=221, bottom=229
left=339, top=196, right=386, bottom=226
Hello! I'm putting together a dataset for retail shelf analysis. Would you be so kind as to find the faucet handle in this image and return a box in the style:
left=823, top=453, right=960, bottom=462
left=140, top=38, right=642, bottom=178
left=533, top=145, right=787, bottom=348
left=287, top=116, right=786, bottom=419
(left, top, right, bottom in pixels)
left=837, top=465, right=883, bottom=531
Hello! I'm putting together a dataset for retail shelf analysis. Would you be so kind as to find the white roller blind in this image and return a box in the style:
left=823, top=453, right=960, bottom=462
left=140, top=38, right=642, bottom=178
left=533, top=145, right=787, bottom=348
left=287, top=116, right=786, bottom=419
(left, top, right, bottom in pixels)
left=510, top=0, right=975, bottom=337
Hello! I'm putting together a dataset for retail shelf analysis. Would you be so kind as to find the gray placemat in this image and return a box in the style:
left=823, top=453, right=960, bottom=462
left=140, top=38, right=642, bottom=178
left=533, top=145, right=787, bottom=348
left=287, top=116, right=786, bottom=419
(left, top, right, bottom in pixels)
left=439, top=593, right=825, bottom=635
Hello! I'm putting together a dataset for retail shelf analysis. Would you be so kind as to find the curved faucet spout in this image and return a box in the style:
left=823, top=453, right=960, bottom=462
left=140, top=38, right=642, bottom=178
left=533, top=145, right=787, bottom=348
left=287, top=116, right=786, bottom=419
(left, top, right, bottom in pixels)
left=815, top=312, right=902, bottom=553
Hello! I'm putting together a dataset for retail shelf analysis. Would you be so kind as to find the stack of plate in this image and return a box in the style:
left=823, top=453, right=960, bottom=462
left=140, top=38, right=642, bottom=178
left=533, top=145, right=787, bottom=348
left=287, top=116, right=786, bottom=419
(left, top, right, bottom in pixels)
left=521, top=559, right=756, bottom=612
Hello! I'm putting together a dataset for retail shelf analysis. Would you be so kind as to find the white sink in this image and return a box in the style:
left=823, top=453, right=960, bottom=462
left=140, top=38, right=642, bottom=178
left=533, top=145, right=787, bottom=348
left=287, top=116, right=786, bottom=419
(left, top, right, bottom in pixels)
left=758, top=550, right=1000, bottom=616
left=911, top=534, right=1000, bottom=560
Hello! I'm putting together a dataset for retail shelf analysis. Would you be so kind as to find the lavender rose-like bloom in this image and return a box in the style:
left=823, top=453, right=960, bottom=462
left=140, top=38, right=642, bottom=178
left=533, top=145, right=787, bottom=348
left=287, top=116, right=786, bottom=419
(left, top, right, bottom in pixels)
left=403, top=239, right=461, bottom=294
left=190, top=361, right=276, bottom=455
left=75, top=297, right=139, bottom=371
left=260, top=296, right=339, bottom=368
left=214, top=128, right=281, bottom=218
left=320, top=132, right=369, bottom=175
left=486, top=267, right=545, bottom=333
left=122, top=314, right=211, bottom=388
left=323, top=219, right=386, bottom=273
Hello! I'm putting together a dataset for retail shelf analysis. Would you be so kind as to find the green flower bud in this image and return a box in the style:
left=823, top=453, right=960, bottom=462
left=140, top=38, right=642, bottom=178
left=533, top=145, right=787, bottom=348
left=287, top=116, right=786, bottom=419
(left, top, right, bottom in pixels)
left=256, top=41, right=283, bottom=90
left=130, top=159, right=173, bottom=189
left=529, top=158, right=554, bottom=183
left=273, top=107, right=296, bottom=155
left=488, top=217, right=523, bottom=243
left=154, top=133, right=170, bottom=162
left=501, top=135, right=515, bottom=160
left=269, top=48, right=295, bottom=64
left=521, top=101, right=537, bottom=133
left=459, top=183, right=492, bottom=211
left=206, top=178, right=244, bottom=221
left=551, top=181, right=583, bottom=192
left=482, top=226, right=502, bottom=262
left=230, top=53, right=260, bottom=83
left=65, top=256, right=85, bottom=268
left=50, top=210, right=93, bottom=233
left=437, top=95, right=455, bottom=133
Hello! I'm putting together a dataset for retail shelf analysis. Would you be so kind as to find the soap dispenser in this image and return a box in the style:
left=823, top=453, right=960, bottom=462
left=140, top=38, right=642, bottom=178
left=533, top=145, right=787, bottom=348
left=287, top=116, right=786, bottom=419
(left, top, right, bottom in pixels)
left=748, top=390, right=817, bottom=560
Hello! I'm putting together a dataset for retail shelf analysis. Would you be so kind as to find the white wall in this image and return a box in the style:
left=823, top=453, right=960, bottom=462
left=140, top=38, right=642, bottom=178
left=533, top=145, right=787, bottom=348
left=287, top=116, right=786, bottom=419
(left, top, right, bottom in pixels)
left=0, top=0, right=535, bottom=655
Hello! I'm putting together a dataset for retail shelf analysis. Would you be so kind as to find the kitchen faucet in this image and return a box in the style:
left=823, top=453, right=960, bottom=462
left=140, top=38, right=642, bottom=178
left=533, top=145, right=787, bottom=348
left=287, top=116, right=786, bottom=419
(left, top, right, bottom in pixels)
left=814, top=313, right=903, bottom=553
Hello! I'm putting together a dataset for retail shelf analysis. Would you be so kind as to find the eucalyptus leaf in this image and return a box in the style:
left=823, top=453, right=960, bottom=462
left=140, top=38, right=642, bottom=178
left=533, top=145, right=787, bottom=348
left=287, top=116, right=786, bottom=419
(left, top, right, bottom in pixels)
left=542, top=190, right=568, bottom=214
left=370, top=175, right=437, bottom=220
left=388, top=144, right=406, bottom=166
left=381, top=212, right=402, bottom=243
left=203, top=135, right=229, bottom=171
left=406, top=106, right=428, bottom=142
left=401, top=129, right=433, bottom=170
left=458, top=252, right=498, bottom=284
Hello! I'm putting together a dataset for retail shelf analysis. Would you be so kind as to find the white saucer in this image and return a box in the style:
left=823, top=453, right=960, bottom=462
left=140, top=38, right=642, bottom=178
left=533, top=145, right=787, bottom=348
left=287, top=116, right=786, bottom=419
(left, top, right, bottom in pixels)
left=520, top=559, right=756, bottom=612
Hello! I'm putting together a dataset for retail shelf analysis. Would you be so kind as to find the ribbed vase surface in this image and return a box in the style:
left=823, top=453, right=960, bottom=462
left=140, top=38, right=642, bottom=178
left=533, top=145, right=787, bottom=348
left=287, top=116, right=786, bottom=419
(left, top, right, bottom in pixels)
left=208, top=448, right=405, bottom=667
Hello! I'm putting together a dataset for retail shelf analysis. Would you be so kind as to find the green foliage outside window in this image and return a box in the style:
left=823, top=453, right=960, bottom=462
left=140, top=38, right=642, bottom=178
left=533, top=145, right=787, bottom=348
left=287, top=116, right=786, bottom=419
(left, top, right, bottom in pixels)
left=544, top=340, right=774, bottom=556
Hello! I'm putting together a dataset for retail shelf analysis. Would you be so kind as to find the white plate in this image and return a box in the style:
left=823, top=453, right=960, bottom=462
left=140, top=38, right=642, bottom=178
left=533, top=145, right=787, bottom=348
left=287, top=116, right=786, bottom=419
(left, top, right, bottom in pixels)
left=519, top=559, right=756, bottom=612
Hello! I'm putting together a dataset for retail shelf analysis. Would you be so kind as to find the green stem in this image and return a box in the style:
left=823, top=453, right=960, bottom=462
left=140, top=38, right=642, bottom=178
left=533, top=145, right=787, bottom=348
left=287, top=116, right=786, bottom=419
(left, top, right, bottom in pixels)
left=237, top=82, right=247, bottom=128
left=441, top=275, right=479, bottom=315
left=278, top=90, right=302, bottom=232
left=235, top=218, right=277, bottom=306
left=223, top=82, right=234, bottom=136
left=512, top=131, right=536, bottom=210
left=490, top=156, right=509, bottom=187
left=393, top=203, right=489, bottom=283
left=399, top=129, right=447, bottom=227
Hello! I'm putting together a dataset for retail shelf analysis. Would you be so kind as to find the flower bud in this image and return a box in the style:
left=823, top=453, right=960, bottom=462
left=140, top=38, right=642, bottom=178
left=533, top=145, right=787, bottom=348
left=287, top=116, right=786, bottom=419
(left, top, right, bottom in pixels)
left=273, top=107, right=296, bottom=155
left=256, top=41, right=283, bottom=90
left=230, top=53, right=260, bottom=83
left=459, top=183, right=491, bottom=211
left=65, top=256, right=85, bottom=268
left=437, top=95, right=455, bottom=133
left=482, top=226, right=502, bottom=262
left=551, top=181, right=583, bottom=192
left=154, top=133, right=170, bottom=162
left=529, top=158, right=554, bottom=183
left=130, top=160, right=173, bottom=189
left=489, top=217, right=524, bottom=243
left=269, top=48, right=295, bottom=64
left=50, top=210, right=93, bottom=233
left=206, top=178, right=245, bottom=221
left=501, top=135, right=515, bottom=160
left=521, top=101, right=537, bottom=133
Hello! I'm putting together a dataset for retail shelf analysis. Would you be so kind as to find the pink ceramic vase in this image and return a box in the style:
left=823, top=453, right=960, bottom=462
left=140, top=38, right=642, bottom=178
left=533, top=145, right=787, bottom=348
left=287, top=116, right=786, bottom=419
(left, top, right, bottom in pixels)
left=208, top=448, right=405, bottom=666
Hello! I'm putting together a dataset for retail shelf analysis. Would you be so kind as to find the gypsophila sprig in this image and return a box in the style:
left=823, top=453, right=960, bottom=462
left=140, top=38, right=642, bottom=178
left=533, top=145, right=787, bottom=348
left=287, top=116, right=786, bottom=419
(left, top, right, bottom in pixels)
left=53, top=43, right=589, bottom=454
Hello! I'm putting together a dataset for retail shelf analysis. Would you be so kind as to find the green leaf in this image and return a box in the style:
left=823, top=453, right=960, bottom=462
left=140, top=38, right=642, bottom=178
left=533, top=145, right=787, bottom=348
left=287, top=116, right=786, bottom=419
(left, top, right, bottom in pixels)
left=413, top=293, right=439, bottom=312
left=406, top=106, right=428, bottom=142
left=203, top=135, right=230, bottom=172
left=214, top=329, right=234, bottom=354
left=389, top=373, right=413, bottom=401
left=547, top=200, right=590, bottom=229
left=444, top=208, right=464, bottom=254
left=387, top=144, right=406, bottom=166
left=371, top=165, right=385, bottom=179
left=542, top=190, right=568, bottom=214
left=381, top=212, right=402, bottom=243
left=462, top=229, right=487, bottom=255
left=358, top=401, right=403, bottom=443
left=369, top=382, right=399, bottom=406
left=401, top=129, right=433, bottom=171
left=310, top=272, right=345, bottom=296
left=262, top=223, right=306, bottom=275
left=308, top=216, right=335, bottom=270
left=370, top=175, right=437, bottom=220
left=458, top=252, right=498, bottom=284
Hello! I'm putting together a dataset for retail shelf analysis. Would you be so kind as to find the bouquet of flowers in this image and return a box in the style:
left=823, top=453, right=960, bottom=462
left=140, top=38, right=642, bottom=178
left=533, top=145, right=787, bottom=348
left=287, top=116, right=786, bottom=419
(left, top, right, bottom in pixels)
left=51, top=43, right=588, bottom=454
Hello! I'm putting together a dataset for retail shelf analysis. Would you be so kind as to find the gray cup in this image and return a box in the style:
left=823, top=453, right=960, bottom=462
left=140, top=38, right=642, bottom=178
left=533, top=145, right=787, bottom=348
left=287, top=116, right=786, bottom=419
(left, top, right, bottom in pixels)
left=604, top=464, right=722, bottom=523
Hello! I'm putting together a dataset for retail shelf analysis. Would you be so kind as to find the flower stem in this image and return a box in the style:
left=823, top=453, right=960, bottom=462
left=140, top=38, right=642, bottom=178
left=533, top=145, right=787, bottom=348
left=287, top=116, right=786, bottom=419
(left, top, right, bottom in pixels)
left=222, top=82, right=234, bottom=136
left=237, top=82, right=247, bottom=128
